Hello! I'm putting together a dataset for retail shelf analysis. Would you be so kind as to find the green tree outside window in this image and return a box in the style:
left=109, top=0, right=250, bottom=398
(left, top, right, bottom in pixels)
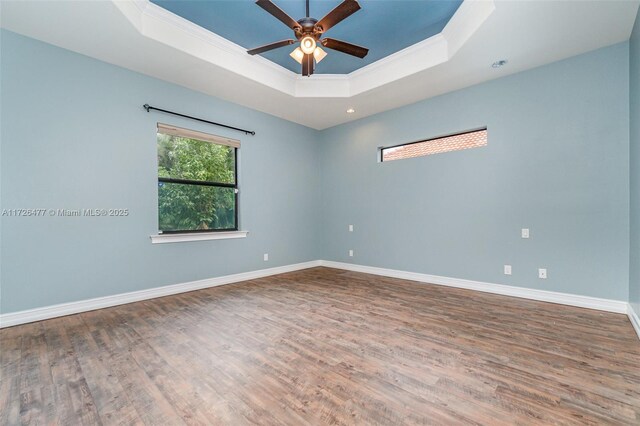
left=157, top=133, right=237, bottom=232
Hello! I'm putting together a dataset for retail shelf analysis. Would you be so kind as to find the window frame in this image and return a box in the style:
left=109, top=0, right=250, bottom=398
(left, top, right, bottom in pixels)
left=380, top=127, right=487, bottom=162
left=157, top=127, right=239, bottom=235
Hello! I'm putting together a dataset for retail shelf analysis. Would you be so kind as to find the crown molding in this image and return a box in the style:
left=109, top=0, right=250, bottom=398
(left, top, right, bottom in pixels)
left=294, top=74, right=350, bottom=97
left=3, top=0, right=635, bottom=129
left=348, top=33, right=449, bottom=96
left=114, top=0, right=297, bottom=96
left=113, top=0, right=495, bottom=99
left=443, top=0, right=495, bottom=57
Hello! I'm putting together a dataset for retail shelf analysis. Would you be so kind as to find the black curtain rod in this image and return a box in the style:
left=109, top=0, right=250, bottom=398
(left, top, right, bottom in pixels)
left=143, top=104, right=255, bottom=136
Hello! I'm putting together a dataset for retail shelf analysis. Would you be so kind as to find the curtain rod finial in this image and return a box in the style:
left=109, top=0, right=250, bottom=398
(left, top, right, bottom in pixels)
left=143, top=104, right=151, bottom=112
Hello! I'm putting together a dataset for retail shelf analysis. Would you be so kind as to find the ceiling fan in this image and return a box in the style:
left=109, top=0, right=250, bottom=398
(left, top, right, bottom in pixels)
left=247, top=0, right=369, bottom=76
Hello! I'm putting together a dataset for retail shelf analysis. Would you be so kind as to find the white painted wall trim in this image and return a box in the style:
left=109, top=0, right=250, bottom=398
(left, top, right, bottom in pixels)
left=1, top=260, right=633, bottom=330
left=628, top=304, right=640, bottom=341
left=113, top=0, right=494, bottom=98
left=0, top=260, right=321, bottom=328
left=319, top=260, right=629, bottom=314
left=150, top=230, right=248, bottom=244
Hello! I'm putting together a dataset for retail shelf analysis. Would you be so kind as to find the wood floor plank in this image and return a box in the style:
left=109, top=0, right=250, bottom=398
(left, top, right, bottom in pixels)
left=70, top=314, right=143, bottom=426
left=79, top=310, right=184, bottom=426
left=41, top=317, right=91, bottom=425
left=0, top=325, right=23, bottom=425
left=17, top=322, right=59, bottom=425
left=1, top=267, right=639, bottom=425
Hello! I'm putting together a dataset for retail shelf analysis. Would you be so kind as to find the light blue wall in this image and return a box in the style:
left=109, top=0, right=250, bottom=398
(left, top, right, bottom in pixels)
left=1, top=30, right=634, bottom=314
left=630, top=10, right=640, bottom=314
left=0, top=30, right=321, bottom=313
left=319, top=43, right=630, bottom=301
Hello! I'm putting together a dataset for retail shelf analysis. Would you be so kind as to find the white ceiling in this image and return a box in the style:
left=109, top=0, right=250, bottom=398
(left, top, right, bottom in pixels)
left=1, top=0, right=638, bottom=130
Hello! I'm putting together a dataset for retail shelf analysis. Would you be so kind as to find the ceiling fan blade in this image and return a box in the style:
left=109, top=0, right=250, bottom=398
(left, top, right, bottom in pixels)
left=316, top=0, right=361, bottom=33
left=247, top=39, right=296, bottom=55
left=302, top=53, right=314, bottom=76
left=255, top=0, right=300, bottom=30
left=321, top=38, right=368, bottom=58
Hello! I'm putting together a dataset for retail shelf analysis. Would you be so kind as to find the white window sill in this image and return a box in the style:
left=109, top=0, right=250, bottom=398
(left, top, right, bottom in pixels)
left=150, top=231, right=248, bottom=244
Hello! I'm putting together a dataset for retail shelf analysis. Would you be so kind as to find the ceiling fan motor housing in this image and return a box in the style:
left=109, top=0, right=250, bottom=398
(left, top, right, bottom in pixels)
left=248, top=0, right=368, bottom=76
left=295, top=17, right=322, bottom=39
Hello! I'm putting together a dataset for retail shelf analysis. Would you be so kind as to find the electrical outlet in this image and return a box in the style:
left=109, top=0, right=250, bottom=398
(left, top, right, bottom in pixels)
left=263, top=253, right=269, bottom=261
left=349, top=224, right=354, bottom=232
left=349, top=249, right=354, bottom=257
left=504, top=265, right=512, bottom=275
left=521, top=228, right=530, bottom=239
left=538, top=268, right=547, bottom=279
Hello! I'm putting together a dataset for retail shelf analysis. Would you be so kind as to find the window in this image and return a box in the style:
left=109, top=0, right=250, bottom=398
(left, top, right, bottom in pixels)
left=157, top=123, right=239, bottom=234
left=381, top=128, right=487, bottom=162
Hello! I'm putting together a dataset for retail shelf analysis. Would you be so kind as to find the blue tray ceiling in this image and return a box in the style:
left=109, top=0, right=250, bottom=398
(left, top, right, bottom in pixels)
left=151, top=0, right=463, bottom=74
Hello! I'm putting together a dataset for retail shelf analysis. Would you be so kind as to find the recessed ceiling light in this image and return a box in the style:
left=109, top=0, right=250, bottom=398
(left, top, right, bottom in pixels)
left=492, top=59, right=508, bottom=68
left=346, top=108, right=355, bottom=114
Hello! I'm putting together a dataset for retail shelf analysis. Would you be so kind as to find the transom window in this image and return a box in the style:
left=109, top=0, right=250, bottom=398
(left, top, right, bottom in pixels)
left=157, top=123, right=239, bottom=233
left=381, top=128, right=487, bottom=162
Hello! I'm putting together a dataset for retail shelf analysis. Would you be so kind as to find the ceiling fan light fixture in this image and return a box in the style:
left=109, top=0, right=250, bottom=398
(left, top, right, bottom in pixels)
left=290, top=47, right=304, bottom=64
left=300, top=36, right=316, bottom=55
left=313, top=46, right=327, bottom=63
left=248, top=0, right=367, bottom=76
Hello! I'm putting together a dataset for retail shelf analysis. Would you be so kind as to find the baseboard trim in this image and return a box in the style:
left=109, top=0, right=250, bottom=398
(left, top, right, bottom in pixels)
left=320, top=260, right=629, bottom=314
left=0, top=260, right=321, bottom=328
left=628, top=304, right=640, bottom=341
left=1, top=259, right=632, bottom=329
